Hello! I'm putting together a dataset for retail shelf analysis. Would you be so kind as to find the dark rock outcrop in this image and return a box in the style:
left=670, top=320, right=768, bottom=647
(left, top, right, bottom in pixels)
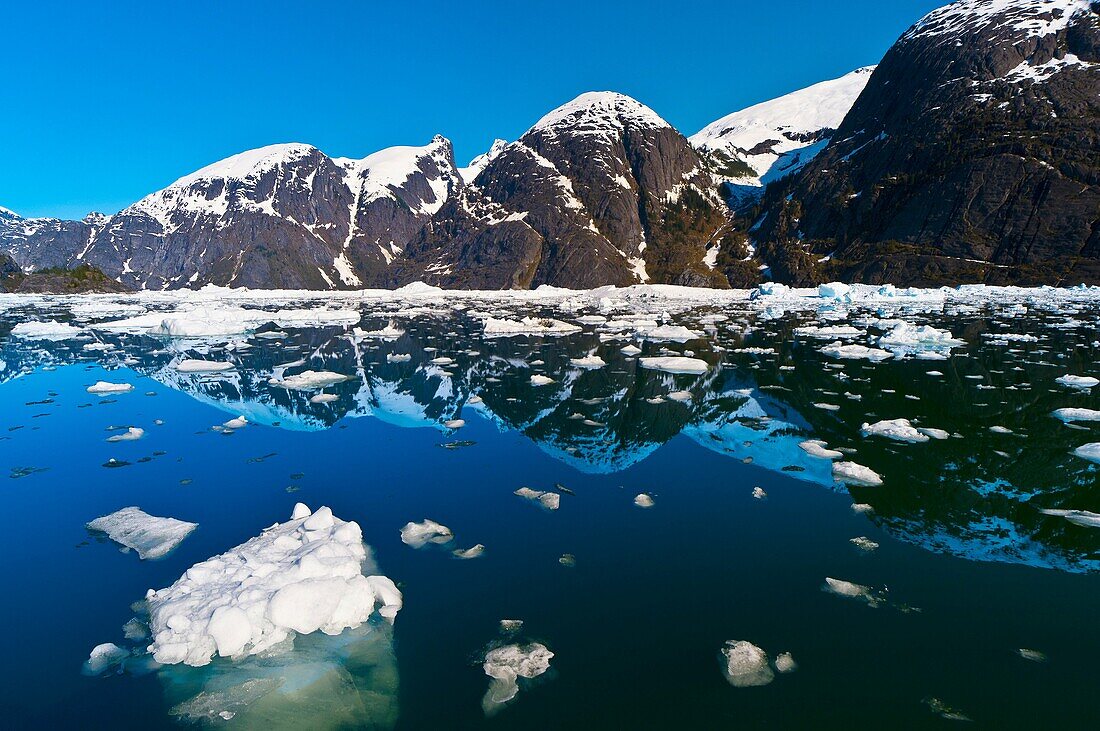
left=748, top=0, right=1100, bottom=286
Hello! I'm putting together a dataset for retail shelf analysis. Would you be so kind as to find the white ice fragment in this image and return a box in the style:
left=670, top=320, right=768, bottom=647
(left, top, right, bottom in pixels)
left=86, top=506, right=197, bottom=560
left=530, top=374, right=554, bottom=386
left=667, top=390, right=693, bottom=403
left=514, top=487, right=560, bottom=510
left=223, top=416, right=247, bottom=430
left=482, top=643, right=554, bottom=714
left=483, top=317, right=581, bottom=337
left=823, top=577, right=881, bottom=607
left=399, top=519, right=453, bottom=548
left=87, top=381, right=134, bottom=394
left=107, top=427, right=145, bottom=443
left=720, top=641, right=774, bottom=687
left=84, top=643, right=130, bottom=675
left=860, top=419, right=930, bottom=444
left=774, top=652, right=798, bottom=674
left=832, top=462, right=884, bottom=487
left=444, top=419, right=466, bottom=429
left=818, top=282, right=851, bottom=300
left=11, top=320, right=84, bottom=340
left=147, top=504, right=399, bottom=667
left=620, top=344, right=643, bottom=356
left=820, top=342, right=893, bottom=361
left=453, top=544, right=485, bottom=559
left=569, top=355, right=607, bottom=369
left=638, top=356, right=709, bottom=374
left=850, top=536, right=879, bottom=552
left=752, top=487, right=767, bottom=500
left=635, top=324, right=702, bottom=342
left=1052, top=408, right=1100, bottom=423
left=1039, top=508, right=1100, bottom=528
left=799, top=440, right=843, bottom=460
left=310, top=393, right=338, bottom=404
left=1056, top=374, right=1099, bottom=389
left=634, top=493, right=655, bottom=508
left=175, top=359, right=234, bottom=373
left=268, top=370, right=352, bottom=391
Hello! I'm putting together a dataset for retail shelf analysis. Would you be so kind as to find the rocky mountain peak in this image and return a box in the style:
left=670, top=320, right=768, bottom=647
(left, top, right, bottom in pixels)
left=527, top=91, right=672, bottom=139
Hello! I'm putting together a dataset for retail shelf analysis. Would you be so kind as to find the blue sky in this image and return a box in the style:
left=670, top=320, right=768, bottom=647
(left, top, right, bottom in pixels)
left=2, top=0, right=943, bottom=219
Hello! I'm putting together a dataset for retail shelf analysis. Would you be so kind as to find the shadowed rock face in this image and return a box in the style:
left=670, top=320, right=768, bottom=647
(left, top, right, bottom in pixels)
left=0, top=253, right=131, bottom=294
left=749, top=0, right=1100, bottom=286
left=392, top=92, right=731, bottom=289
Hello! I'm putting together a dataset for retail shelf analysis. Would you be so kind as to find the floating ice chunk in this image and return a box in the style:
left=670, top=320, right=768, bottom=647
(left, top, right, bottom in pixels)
left=832, top=462, right=883, bottom=487
left=269, top=370, right=352, bottom=391
left=84, top=643, right=130, bottom=675
left=667, top=390, right=693, bottom=403
left=752, top=487, right=767, bottom=500
left=223, top=416, right=248, bottom=430
left=576, top=315, right=607, bottom=324
left=818, top=282, right=851, bottom=300
left=86, top=506, right=197, bottom=560
left=1056, top=374, right=1099, bottom=389
left=634, top=493, right=655, bottom=508
left=1052, top=408, right=1100, bottom=423
left=87, top=381, right=134, bottom=395
left=386, top=353, right=412, bottom=363
left=620, top=344, right=642, bottom=356
left=175, top=359, right=234, bottom=373
left=924, top=697, right=972, bottom=722
left=354, top=323, right=405, bottom=339
left=850, top=536, right=879, bottom=552
left=146, top=505, right=400, bottom=667
left=11, top=320, right=84, bottom=340
left=820, top=342, right=893, bottom=361
left=989, top=425, right=1013, bottom=434
left=877, top=322, right=964, bottom=353
left=1016, top=648, right=1048, bottom=663
left=638, top=356, right=709, bottom=374
left=774, top=652, right=798, bottom=674
left=720, top=641, right=774, bottom=687
left=107, top=426, right=145, bottom=442
left=444, top=419, right=466, bottom=429
left=482, top=643, right=554, bottom=714
left=529, top=374, right=554, bottom=386
left=399, top=519, right=453, bottom=548
left=453, top=544, right=485, bottom=559
left=515, top=487, right=560, bottom=510
left=794, top=324, right=863, bottom=339
left=799, top=440, right=843, bottom=460
left=754, top=282, right=789, bottom=297
left=635, top=324, right=702, bottom=342
left=918, top=428, right=950, bottom=440
left=569, top=355, right=607, bottom=369
left=1040, top=508, right=1100, bottom=528
left=851, top=503, right=874, bottom=514
left=861, top=419, right=930, bottom=444
left=310, top=393, right=338, bottom=404
left=483, top=317, right=581, bottom=337
left=823, top=577, right=881, bottom=607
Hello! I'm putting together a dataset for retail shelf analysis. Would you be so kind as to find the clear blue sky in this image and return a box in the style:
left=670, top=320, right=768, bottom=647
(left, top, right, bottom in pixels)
left=2, top=0, right=943, bottom=219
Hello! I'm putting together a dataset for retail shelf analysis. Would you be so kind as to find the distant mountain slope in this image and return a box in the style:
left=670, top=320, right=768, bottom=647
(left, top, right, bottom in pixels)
left=691, top=67, right=875, bottom=204
left=747, top=0, right=1100, bottom=286
left=391, top=92, right=733, bottom=289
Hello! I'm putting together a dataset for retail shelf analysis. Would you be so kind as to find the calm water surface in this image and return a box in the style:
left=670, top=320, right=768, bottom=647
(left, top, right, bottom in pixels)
left=1, top=288, right=1098, bottom=729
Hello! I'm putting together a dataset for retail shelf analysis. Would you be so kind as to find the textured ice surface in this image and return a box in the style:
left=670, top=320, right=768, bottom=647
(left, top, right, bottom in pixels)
left=482, top=643, right=554, bottom=715
left=638, top=356, right=709, bottom=374
left=720, top=641, right=774, bottom=687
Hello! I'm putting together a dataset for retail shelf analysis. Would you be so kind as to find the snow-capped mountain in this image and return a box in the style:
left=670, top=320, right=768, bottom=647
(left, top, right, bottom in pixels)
left=748, top=0, right=1100, bottom=286
left=391, top=91, right=733, bottom=289
left=691, top=67, right=874, bottom=203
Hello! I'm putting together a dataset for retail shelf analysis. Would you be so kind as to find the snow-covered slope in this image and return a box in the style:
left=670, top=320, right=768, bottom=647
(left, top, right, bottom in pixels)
left=691, top=67, right=875, bottom=199
left=458, top=139, right=508, bottom=184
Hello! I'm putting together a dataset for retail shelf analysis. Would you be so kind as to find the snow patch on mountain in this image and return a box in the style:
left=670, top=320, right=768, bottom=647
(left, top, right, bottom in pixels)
left=530, top=91, right=672, bottom=137
left=903, top=0, right=1095, bottom=43
left=459, top=139, right=508, bottom=184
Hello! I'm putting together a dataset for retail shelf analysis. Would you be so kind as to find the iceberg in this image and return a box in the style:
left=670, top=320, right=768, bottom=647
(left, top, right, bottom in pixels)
left=11, top=320, right=84, bottom=340
left=145, top=504, right=401, bottom=667
left=399, top=519, right=453, bottom=548
left=820, top=342, right=893, bottom=361
left=482, top=643, right=554, bottom=715
left=269, top=371, right=353, bottom=391
left=720, top=641, right=774, bottom=687
left=87, top=506, right=197, bottom=560
left=176, top=359, right=235, bottom=373
left=860, top=418, right=930, bottom=444
left=1056, top=374, right=1099, bottom=389
left=638, top=356, right=709, bottom=374
left=832, top=461, right=884, bottom=487
left=87, top=381, right=134, bottom=394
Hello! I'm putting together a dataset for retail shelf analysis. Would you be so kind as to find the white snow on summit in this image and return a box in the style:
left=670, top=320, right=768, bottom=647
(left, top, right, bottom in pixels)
left=691, top=67, right=874, bottom=193
left=173, top=143, right=318, bottom=188
left=529, top=91, right=672, bottom=137
left=459, top=139, right=508, bottom=184
left=903, top=0, right=1094, bottom=42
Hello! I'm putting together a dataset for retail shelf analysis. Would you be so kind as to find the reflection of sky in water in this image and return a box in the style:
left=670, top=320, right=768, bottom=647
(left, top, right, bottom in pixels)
left=1, top=287, right=1100, bottom=727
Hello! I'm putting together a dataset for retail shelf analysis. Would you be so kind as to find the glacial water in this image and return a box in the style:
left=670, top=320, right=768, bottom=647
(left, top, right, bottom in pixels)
left=1, top=285, right=1099, bottom=729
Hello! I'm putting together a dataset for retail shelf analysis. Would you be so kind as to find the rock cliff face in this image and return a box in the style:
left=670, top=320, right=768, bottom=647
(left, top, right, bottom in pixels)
left=391, top=92, right=732, bottom=289
left=747, top=0, right=1100, bottom=286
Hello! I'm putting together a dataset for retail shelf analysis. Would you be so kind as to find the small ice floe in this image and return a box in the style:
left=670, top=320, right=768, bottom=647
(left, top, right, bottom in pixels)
left=645, top=396, right=666, bottom=405
left=106, top=427, right=145, bottom=442
left=667, top=391, right=693, bottom=403
left=515, top=487, right=560, bottom=510
left=620, top=344, right=643, bottom=356
left=638, top=356, right=709, bottom=374
left=634, top=493, right=655, bottom=508
left=444, top=419, right=466, bottom=429
left=1039, top=508, right=1100, bottom=528
left=529, top=374, right=554, bottom=386
left=850, top=536, right=879, bottom=552
left=1072, top=443, right=1100, bottom=464
left=820, top=342, right=893, bottom=361
left=752, top=487, right=767, bottom=500
left=500, top=619, right=524, bottom=633
left=1056, top=374, right=1099, bottom=389
left=86, top=506, right=197, bottom=560
left=83, top=642, right=130, bottom=676
left=87, top=381, right=134, bottom=395
left=720, top=641, right=774, bottom=687
left=268, top=370, right=352, bottom=390
left=636, top=324, right=702, bottom=342
left=400, top=519, right=454, bottom=548
left=1016, top=648, right=1048, bottom=663
left=832, top=462, right=884, bottom=487
left=860, top=419, right=930, bottom=444
left=387, top=353, right=412, bottom=363
left=146, top=504, right=401, bottom=667
left=799, top=440, right=843, bottom=460
left=175, top=359, right=234, bottom=374
left=794, top=324, right=863, bottom=339
left=576, top=315, right=607, bottom=325
left=814, top=402, right=840, bottom=411
left=924, top=697, right=972, bottom=722
left=918, top=428, right=950, bottom=440
left=483, top=317, right=581, bottom=337
left=775, top=652, right=798, bottom=674
left=1052, top=408, right=1100, bottom=423
left=354, top=323, right=405, bottom=339
left=310, top=393, right=338, bottom=404
left=452, top=544, right=485, bottom=559
left=877, top=322, right=964, bottom=355
left=823, top=577, right=882, bottom=607
left=569, top=355, right=607, bottom=369
left=11, top=320, right=84, bottom=340
left=482, top=643, right=554, bottom=715
left=851, top=503, right=874, bottom=514
left=222, top=416, right=248, bottom=430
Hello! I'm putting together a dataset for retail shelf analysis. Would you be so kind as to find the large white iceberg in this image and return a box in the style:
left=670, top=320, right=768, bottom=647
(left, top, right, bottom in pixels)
left=145, top=504, right=401, bottom=667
